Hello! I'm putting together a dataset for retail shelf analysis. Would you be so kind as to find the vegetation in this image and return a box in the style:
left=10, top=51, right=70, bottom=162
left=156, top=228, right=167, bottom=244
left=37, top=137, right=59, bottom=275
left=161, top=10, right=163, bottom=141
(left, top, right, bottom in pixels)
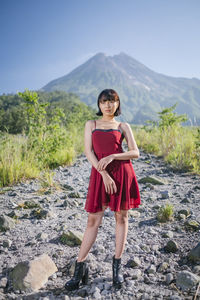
left=0, top=90, right=199, bottom=188
left=157, top=203, right=174, bottom=223
left=133, top=103, right=200, bottom=174
left=0, top=89, right=96, bottom=187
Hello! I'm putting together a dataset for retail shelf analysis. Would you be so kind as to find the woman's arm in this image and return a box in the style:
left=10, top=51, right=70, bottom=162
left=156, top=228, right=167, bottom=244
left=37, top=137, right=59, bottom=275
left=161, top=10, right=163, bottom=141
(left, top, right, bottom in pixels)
left=84, top=120, right=117, bottom=194
left=113, top=122, right=140, bottom=160
left=96, top=122, right=140, bottom=172
left=84, top=120, right=108, bottom=176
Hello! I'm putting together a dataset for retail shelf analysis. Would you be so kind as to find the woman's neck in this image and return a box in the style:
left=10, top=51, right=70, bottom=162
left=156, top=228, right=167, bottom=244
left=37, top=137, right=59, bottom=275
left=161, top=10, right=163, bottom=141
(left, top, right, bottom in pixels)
left=100, top=116, right=116, bottom=122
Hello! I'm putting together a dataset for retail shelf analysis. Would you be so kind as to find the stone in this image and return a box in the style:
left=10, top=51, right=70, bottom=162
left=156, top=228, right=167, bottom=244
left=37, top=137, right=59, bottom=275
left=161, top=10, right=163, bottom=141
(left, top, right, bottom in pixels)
left=157, top=262, right=169, bottom=272
left=193, top=265, right=200, bottom=275
left=77, top=287, right=88, bottom=297
left=8, top=191, right=17, bottom=197
left=62, top=184, right=74, bottom=191
left=180, top=197, right=191, bottom=204
left=0, top=215, right=15, bottom=232
left=60, top=230, right=83, bottom=246
left=0, top=277, right=8, bottom=288
left=169, top=296, right=182, bottom=300
left=147, top=264, right=156, bottom=274
left=184, top=220, right=200, bottom=231
left=127, top=268, right=142, bottom=279
left=68, top=191, right=80, bottom=198
left=127, top=257, right=141, bottom=268
left=9, top=253, right=58, bottom=292
left=160, top=190, right=172, bottom=199
left=161, top=231, right=174, bottom=238
left=164, top=240, right=179, bottom=253
left=3, top=239, right=12, bottom=248
left=177, top=214, right=186, bottom=220
left=178, top=209, right=191, bottom=217
left=36, top=232, right=48, bottom=240
left=166, top=273, right=174, bottom=284
left=188, top=242, right=200, bottom=263
left=93, top=290, right=101, bottom=299
left=128, top=210, right=141, bottom=218
left=176, top=270, right=200, bottom=291
left=138, top=176, right=168, bottom=185
left=31, top=209, right=55, bottom=219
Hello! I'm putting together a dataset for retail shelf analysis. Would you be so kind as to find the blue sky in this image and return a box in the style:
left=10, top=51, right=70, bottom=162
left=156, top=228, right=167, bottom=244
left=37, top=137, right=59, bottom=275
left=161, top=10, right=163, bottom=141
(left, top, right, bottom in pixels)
left=1, top=0, right=200, bottom=95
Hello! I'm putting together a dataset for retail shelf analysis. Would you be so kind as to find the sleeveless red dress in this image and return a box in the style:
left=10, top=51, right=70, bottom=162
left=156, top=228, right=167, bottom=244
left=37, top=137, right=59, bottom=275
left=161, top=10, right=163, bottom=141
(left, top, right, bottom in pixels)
left=84, top=120, right=141, bottom=213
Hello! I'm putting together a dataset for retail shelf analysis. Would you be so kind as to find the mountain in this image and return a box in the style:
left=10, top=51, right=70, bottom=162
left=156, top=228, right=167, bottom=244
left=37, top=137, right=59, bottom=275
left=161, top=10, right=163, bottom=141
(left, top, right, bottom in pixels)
left=41, top=52, right=200, bottom=125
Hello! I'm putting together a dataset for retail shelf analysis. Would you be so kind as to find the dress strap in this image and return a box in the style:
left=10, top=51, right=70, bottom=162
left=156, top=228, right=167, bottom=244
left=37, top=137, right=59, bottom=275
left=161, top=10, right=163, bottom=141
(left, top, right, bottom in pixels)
left=94, top=120, right=96, bottom=130
left=118, top=122, right=123, bottom=134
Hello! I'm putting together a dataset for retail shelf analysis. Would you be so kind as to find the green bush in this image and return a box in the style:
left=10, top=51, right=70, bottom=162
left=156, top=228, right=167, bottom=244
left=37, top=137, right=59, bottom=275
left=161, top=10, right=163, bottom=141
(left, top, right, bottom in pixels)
left=0, top=89, right=94, bottom=187
left=157, top=203, right=174, bottom=223
left=134, top=103, right=200, bottom=174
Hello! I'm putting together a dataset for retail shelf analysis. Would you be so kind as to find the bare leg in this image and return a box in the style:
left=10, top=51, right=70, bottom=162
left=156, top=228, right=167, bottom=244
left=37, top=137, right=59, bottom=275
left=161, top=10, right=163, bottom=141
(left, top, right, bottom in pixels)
left=77, top=206, right=107, bottom=262
left=114, top=210, right=128, bottom=258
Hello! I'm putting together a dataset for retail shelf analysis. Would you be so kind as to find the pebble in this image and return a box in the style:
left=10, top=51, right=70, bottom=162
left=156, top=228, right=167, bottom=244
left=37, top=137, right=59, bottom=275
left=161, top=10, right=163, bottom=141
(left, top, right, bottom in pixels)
left=0, top=149, right=199, bottom=299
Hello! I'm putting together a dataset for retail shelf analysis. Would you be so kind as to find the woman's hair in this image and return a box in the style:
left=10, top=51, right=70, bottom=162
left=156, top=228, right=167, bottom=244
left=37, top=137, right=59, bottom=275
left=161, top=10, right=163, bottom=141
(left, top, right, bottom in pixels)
left=96, top=89, right=121, bottom=116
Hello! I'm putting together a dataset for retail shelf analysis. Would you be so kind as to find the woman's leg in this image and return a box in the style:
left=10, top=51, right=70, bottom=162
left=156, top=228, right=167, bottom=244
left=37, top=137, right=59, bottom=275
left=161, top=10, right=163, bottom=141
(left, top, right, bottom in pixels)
left=114, top=210, right=128, bottom=258
left=77, top=206, right=107, bottom=262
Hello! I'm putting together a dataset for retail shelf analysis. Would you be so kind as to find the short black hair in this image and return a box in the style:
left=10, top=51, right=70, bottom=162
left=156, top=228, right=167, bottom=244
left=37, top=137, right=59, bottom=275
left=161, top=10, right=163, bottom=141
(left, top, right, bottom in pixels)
left=96, top=89, right=121, bottom=116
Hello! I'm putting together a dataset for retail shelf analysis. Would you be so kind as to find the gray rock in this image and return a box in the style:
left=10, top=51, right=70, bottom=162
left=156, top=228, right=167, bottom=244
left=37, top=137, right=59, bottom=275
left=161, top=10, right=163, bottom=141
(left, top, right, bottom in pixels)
left=9, top=253, right=58, bottom=292
left=193, top=265, right=200, bottom=275
left=60, top=230, right=83, bottom=246
left=188, top=242, right=200, bottom=263
left=166, top=273, right=174, bottom=284
left=0, top=277, right=8, bottom=288
left=138, top=176, right=168, bottom=185
left=2, top=239, right=12, bottom=248
left=184, top=220, right=200, bottom=231
left=128, top=210, right=141, bottom=218
left=147, top=264, right=156, bottom=274
left=127, top=268, right=142, bottom=279
left=177, top=213, right=186, bottom=220
left=176, top=270, right=200, bottom=291
left=93, top=290, right=101, bottom=299
left=36, top=232, right=48, bottom=240
left=68, top=191, right=80, bottom=198
left=8, top=191, right=17, bottom=197
left=161, top=190, right=172, bottom=199
left=161, top=230, right=174, bottom=238
left=127, top=257, right=141, bottom=268
left=1, top=150, right=200, bottom=299
left=157, top=262, right=169, bottom=272
left=164, top=240, right=179, bottom=253
left=178, top=209, right=191, bottom=217
left=169, top=296, right=182, bottom=300
left=0, top=215, right=15, bottom=232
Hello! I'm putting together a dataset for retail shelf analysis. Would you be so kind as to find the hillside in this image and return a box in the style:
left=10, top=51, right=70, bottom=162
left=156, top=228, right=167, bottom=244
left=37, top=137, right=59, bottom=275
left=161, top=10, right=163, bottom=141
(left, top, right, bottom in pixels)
left=41, top=52, right=200, bottom=125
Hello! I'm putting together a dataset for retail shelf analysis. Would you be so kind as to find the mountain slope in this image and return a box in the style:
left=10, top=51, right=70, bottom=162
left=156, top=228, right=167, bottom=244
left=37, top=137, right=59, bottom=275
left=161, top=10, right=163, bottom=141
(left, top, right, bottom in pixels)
left=41, top=52, right=200, bottom=125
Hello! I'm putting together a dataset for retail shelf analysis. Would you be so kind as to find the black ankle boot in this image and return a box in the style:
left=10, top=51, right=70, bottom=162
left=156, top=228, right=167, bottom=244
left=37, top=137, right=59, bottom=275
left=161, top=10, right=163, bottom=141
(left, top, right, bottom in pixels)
left=112, top=255, right=124, bottom=289
left=65, top=260, right=89, bottom=291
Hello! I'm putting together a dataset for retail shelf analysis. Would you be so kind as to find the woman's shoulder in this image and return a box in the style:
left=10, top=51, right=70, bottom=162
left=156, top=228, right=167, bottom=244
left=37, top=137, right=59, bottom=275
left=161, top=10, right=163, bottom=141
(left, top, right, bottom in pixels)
left=120, top=122, right=133, bottom=136
left=120, top=121, right=130, bottom=130
left=85, top=120, right=96, bottom=130
left=85, top=120, right=95, bottom=125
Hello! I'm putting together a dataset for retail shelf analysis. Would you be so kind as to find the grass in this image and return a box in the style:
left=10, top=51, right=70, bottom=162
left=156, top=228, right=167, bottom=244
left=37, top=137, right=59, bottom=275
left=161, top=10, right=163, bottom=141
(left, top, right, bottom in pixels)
left=133, top=125, right=200, bottom=174
left=0, top=127, right=83, bottom=187
left=156, top=203, right=174, bottom=223
left=0, top=121, right=199, bottom=188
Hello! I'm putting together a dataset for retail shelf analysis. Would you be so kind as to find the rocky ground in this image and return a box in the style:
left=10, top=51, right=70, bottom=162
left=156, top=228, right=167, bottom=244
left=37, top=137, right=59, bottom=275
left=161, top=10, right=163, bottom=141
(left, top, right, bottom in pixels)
left=0, top=143, right=200, bottom=300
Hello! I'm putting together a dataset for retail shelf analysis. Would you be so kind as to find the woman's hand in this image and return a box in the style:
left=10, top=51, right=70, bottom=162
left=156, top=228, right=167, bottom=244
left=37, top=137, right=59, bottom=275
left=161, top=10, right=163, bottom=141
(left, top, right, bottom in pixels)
left=96, top=154, right=114, bottom=171
left=102, top=172, right=117, bottom=194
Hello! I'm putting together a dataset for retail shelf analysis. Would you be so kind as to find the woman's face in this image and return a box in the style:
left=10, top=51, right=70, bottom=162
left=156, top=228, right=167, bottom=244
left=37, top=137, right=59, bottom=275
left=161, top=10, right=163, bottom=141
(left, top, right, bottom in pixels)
left=99, top=98, right=119, bottom=116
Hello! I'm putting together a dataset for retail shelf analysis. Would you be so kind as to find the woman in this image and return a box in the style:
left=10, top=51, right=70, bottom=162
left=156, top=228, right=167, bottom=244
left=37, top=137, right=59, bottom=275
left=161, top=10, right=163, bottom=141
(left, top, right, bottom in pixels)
left=65, top=89, right=141, bottom=291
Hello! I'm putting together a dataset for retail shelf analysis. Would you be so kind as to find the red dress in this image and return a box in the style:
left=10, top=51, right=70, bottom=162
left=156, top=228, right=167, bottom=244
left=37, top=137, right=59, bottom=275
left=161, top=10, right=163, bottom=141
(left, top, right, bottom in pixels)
left=84, top=120, right=141, bottom=213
